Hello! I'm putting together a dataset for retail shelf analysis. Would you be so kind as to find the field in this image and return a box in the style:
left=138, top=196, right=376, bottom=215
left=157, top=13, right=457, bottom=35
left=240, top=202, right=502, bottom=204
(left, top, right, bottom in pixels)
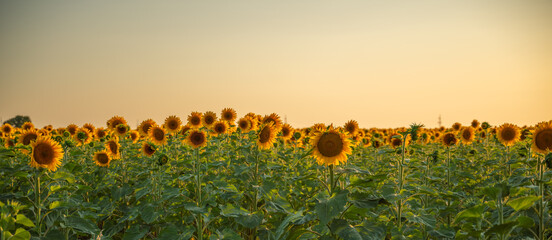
left=1, top=112, right=551, bottom=240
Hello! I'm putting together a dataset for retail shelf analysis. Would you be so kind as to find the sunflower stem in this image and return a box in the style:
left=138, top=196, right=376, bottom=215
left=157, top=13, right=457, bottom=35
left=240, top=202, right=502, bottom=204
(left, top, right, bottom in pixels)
left=329, top=165, right=334, bottom=196
left=195, top=148, right=203, bottom=240
left=35, top=169, right=42, bottom=237
left=538, top=155, right=545, bottom=240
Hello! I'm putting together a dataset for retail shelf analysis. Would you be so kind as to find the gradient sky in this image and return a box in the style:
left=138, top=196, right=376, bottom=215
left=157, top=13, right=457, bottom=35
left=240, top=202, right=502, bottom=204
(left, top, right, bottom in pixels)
left=1, top=0, right=551, bottom=129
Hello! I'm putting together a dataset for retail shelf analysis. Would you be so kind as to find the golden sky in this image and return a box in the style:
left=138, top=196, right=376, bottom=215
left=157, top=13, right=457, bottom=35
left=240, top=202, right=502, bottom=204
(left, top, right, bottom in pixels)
left=1, top=0, right=551, bottom=129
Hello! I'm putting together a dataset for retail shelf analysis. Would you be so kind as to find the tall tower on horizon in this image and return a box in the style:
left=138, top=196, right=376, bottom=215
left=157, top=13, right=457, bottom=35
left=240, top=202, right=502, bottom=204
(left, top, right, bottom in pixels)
left=438, top=114, right=442, bottom=128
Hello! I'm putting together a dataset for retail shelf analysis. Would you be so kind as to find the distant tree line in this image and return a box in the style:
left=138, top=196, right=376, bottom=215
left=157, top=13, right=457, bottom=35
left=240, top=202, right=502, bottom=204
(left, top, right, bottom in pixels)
left=3, top=115, right=31, bottom=128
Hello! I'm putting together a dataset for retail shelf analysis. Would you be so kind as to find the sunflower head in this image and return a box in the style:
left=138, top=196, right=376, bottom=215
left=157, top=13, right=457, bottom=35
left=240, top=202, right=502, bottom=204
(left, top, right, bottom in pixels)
left=129, top=130, right=140, bottom=143
left=107, top=116, right=127, bottom=130
left=452, top=122, right=462, bottom=131
left=19, top=129, right=40, bottom=146
left=66, top=124, right=79, bottom=136
left=442, top=132, right=457, bottom=147
left=262, top=113, right=282, bottom=131
left=497, top=123, right=520, bottom=147
left=532, top=121, right=552, bottom=154
left=75, top=128, right=92, bottom=146
left=471, top=119, right=480, bottom=128
left=30, top=136, right=64, bottom=171
left=237, top=117, right=252, bottom=133
left=114, top=124, right=129, bottom=137
left=105, top=139, right=121, bottom=159
left=180, top=125, right=191, bottom=136
left=95, top=128, right=108, bottom=140
left=481, top=122, right=490, bottom=130
left=310, top=127, right=352, bottom=166
left=186, top=130, right=208, bottom=148
left=212, top=121, right=229, bottom=136
left=280, top=124, right=293, bottom=140
left=82, top=123, right=95, bottom=134
left=202, top=111, right=217, bottom=128
left=142, top=142, right=157, bottom=157
left=460, top=126, right=475, bottom=145
left=164, top=115, right=182, bottom=133
left=138, top=119, right=157, bottom=136
left=1, top=124, right=13, bottom=135
left=188, top=112, right=203, bottom=128
left=149, top=126, right=167, bottom=145
left=343, top=120, right=359, bottom=136
left=21, top=122, right=34, bottom=131
left=257, top=123, right=277, bottom=150
left=94, top=151, right=111, bottom=167
left=221, top=108, right=237, bottom=123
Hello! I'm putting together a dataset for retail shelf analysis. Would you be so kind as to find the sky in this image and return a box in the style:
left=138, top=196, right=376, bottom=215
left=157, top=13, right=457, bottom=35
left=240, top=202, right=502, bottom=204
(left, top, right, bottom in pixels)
left=1, top=0, right=551, bottom=129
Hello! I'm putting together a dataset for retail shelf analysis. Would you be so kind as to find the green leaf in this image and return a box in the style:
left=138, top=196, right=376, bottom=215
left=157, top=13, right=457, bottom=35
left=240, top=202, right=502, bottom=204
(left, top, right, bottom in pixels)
left=454, top=204, right=485, bottom=223
left=10, top=228, right=31, bottom=240
left=274, top=211, right=303, bottom=240
left=485, top=221, right=517, bottom=236
left=236, top=212, right=263, bottom=228
left=507, top=196, right=540, bottom=211
left=52, top=171, right=75, bottom=184
left=141, top=205, right=159, bottom=224
left=516, top=215, right=534, bottom=228
left=329, top=219, right=362, bottom=240
left=122, top=225, right=148, bottom=240
left=220, top=204, right=249, bottom=217
left=357, top=221, right=386, bottom=240
left=315, top=190, right=348, bottom=225
left=15, top=214, right=35, bottom=227
left=65, top=216, right=100, bottom=235
left=157, top=225, right=178, bottom=240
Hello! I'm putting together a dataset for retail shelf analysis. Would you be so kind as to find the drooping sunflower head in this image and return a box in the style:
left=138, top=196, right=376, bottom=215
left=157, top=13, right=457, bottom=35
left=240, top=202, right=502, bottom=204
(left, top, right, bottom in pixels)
left=212, top=121, right=229, bottom=136
left=138, top=119, right=157, bottom=136
left=107, top=116, right=127, bottom=130
left=179, top=125, right=191, bottom=136
left=164, top=115, right=182, bottom=133
left=129, top=130, right=140, bottom=143
left=105, top=139, right=121, bottom=159
left=310, top=128, right=352, bottom=166
left=532, top=121, right=552, bottom=154
left=262, top=113, right=282, bottom=131
left=460, top=126, right=475, bottom=145
left=442, top=132, right=457, bottom=147
left=221, top=108, right=237, bottom=123
left=22, top=122, right=34, bottom=131
left=188, top=112, right=203, bottom=128
left=94, top=151, right=111, bottom=167
left=471, top=119, right=480, bottom=128
left=66, top=124, right=79, bottom=136
left=1, top=123, right=13, bottom=135
left=29, top=136, right=64, bottom=172
left=186, top=130, right=208, bottom=148
left=311, top=123, right=327, bottom=136
left=257, top=123, right=277, bottom=150
left=202, top=111, right=217, bottom=128
left=280, top=124, right=293, bottom=140
left=142, top=142, right=157, bottom=157
left=149, top=125, right=167, bottom=145
left=452, top=122, right=462, bottom=131
left=19, top=129, right=40, bottom=146
left=82, top=123, right=95, bottom=134
left=497, top=123, right=520, bottom=147
left=343, top=120, right=359, bottom=136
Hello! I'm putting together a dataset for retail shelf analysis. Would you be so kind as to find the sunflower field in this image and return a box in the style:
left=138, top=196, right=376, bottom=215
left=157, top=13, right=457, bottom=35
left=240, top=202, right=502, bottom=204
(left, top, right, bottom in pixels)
left=1, top=110, right=551, bottom=240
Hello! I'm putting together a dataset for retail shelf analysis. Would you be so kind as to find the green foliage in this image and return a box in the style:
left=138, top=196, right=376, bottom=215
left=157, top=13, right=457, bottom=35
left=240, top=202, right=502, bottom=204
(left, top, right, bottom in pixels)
left=3, top=115, right=31, bottom=128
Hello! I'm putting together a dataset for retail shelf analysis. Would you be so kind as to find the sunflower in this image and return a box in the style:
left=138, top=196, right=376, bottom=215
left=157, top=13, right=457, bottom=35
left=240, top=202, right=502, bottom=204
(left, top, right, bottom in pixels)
left=188, top=112, right=203, bottom=128
left=362, top=137, right=372, bottom=147
left=82, top=123, right=95, bottom=134
left=372, top=139, right=383, bottom=148
left=442, top=132, right=457, bottom=147
left=138, top=119, right=157, bottom=136
left=262, top=113, right=282, bottom=130
left=105, top=139, right=121, bottom=159
left=4, top=137, right=15, bottom=148
left=75, top=128, right=92, bottom=146
left=471, top=119, right=480, bottom=128
left=114, top=124, right=129, bottom=137
left=202, top=111, right=217, bottom=128
left=129, top=130, right=140, bottom=143
left=149, top=125, right=167, bottom=145
left=66, top=124, right=79, bottom=136
left=311, top=123, right=326, bottom=135
left=221, top=108, right=237, bottom=123
left=257, top=123, right=278, bottom=149
left=21, top=122, right=34, bottom=131
left=29, top=136, right=64, bottom=171
left=343, top=120, right=359, bottom=136
left=280, top=124, right=293, bottom=140
left=107, top=116, right=127, bottom=130
left=212, top=121, right=229, bottom=136
left=532, top=121, right=552, bottom=154
left=180, top=125, right=191, bottom=136
left=460, top=127, right=475, bottom=144
left=164, top=115, right=182, bottom=133
left=94, top=151, right=111, bottom=167
left=142, top=142, right=157, bottom=157
left=19, top=129, right=40, bottom=146
left=496, top=123, right=520, bottom=147
left=186, top=130, right=207, bottom=148
left=237, top=117, right=252, bottom=132
left=95, top=128, right=108, bottom=140
left=390, top=136, right=403, bottom=148
left=310, top=128, right=352, bottom=166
